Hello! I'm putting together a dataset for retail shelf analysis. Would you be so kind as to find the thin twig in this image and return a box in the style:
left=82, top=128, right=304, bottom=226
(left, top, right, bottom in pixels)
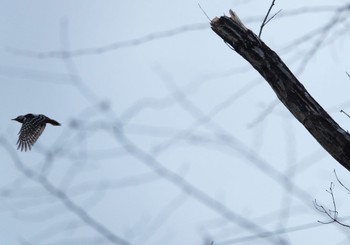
left=340, top=109, right=350, bottom=119
left=334, top=169, right=350, bottom=193
left=314, top=182, right=350, bottom=228
left=198, top=3, right=211, bottom=21
left=264, top=9, right=282, bottom=26
left=259, top=0, right=280, bottom=38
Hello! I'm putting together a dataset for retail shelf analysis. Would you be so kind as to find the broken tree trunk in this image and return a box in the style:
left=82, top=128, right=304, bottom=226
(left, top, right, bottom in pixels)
left=211, top=10, right=350, bottom=172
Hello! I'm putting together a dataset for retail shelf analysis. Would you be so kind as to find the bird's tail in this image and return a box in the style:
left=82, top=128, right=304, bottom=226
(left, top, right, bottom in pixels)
left=47, top=118, right=61, bottom=126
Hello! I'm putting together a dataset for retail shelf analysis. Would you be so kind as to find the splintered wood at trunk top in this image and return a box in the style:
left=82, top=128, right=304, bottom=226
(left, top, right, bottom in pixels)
left=210, top=10, right=350, bottom=172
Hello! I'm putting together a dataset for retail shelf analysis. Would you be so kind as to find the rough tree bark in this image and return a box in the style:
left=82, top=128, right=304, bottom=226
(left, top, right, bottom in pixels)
left=211, top=10, right=350, bottom=172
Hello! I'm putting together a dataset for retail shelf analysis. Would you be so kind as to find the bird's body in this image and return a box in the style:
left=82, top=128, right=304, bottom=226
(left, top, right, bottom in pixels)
left=12, top=114, right=60, bottom=151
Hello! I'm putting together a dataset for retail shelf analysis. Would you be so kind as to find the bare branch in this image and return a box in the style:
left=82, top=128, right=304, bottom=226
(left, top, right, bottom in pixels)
left=0, top=137, right=130, bottom=245
left=211, top=10, right=350, bottom=172
left=112, top=126, right=286, bottom=245
left=281, top=3, right=350, bottom=73
left=340, top=109, right=350, bottom=120
left=258, top=0, right=280, bottom=38
left=198, top=4, right=211, bottom=22
left=8, top=23, right=208, bottom=59
left=314, top=183, right=350, bottom=228
left=334, top=169, right=350, bottom=194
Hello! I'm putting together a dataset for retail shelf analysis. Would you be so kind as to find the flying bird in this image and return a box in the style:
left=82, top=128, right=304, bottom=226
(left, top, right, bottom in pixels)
left=12, top=114, right=60, bottom=151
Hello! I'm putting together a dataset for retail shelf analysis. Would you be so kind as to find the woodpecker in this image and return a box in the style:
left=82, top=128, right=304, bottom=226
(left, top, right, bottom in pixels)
left=12, top=114, right=60, bottom=151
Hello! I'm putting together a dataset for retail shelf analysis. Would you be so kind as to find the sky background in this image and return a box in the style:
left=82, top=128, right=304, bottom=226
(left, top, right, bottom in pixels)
left=0, top=0, right=350, bottom=244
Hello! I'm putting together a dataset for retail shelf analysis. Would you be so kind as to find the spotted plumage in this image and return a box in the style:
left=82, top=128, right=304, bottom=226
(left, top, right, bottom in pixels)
left=12, top=114, right=60, bottom=151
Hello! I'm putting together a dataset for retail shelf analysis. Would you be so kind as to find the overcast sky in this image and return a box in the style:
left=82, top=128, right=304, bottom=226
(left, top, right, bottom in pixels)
left=0, top=0, right=350, bottom=244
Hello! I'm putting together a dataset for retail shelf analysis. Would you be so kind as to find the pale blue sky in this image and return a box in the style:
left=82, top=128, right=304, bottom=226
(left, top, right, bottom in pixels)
left=0, top=1, right=350, bottom=244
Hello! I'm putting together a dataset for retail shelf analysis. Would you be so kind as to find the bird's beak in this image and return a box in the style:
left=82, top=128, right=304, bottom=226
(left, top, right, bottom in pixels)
left=11, top=118, right=17, bottom=121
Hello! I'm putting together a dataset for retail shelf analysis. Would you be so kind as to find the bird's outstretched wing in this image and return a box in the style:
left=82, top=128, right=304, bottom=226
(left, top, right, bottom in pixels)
left=16, top=121, right=46, bottom=151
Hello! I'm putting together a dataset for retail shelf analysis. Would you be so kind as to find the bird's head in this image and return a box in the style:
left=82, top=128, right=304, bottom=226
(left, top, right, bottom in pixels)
left=12, top=115, right=25, bottom=123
